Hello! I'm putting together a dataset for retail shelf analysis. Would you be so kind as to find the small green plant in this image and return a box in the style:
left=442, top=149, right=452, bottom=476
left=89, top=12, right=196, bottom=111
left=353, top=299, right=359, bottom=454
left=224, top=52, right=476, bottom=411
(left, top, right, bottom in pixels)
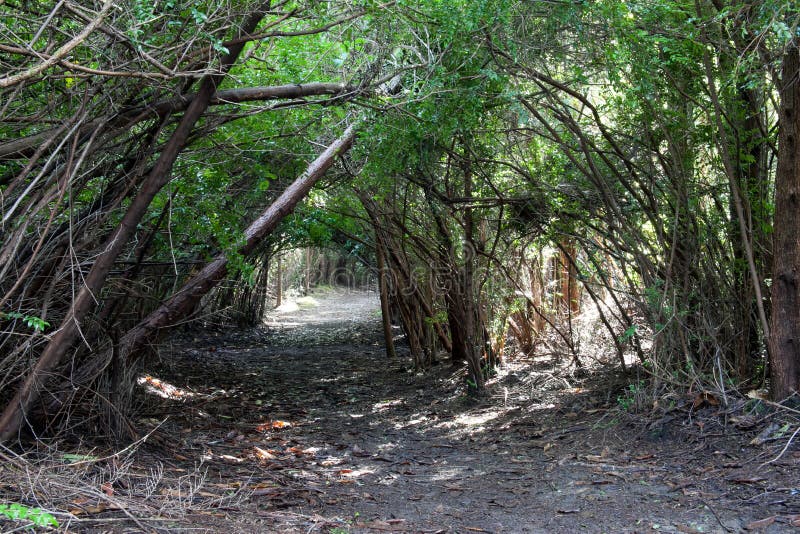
left=0, top=503, right=59, bottom=528
left=1, top=312, right=50, bottom=332
left=617, top=380, right=646, bottom=412
left=617, top=324, right=637, bottom=344
left=617, top=394, right=633, bottom=412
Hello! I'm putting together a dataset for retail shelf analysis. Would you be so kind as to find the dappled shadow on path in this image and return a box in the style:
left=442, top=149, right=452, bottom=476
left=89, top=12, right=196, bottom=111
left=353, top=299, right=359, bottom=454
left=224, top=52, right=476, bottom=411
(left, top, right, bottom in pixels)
left=140, top=289, right=799, bottom=533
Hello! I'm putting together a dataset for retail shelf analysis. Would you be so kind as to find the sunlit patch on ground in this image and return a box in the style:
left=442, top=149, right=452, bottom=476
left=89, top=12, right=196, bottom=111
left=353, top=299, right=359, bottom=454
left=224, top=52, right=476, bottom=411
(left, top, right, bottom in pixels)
left=295, top=296, right=319, bottom=308
left=372, top=398, right=404, bottom=412
left=435, top=409, right=503, bottom=434
left=393, top=412, right=430, bottom=429
left=138, top=374, right=196, bottom=400
left=273, top=301, right=300, bottom=313
left=376, top=442, right=398, bottom=453
left=427, top=466, right=471, bottom=482
left=336, top=466, right=375, bottom=479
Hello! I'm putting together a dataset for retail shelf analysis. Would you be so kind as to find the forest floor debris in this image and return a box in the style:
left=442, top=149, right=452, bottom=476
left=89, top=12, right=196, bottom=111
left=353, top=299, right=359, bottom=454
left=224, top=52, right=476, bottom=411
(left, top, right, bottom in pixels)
left=2, top=289, right=799, bottom=533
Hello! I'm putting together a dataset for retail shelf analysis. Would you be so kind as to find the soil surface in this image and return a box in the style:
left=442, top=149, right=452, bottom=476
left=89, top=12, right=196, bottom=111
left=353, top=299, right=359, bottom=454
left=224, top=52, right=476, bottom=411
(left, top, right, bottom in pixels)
left=102, top=289, right=799, bottom=532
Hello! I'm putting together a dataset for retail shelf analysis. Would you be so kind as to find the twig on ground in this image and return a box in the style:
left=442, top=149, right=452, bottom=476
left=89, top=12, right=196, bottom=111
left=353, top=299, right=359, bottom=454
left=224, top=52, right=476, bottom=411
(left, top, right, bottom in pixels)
left=700, top=498, right=735, bottom=533
left=759, top=425, right=800, bottom=468
left=54, top=417, right=168, bottom=468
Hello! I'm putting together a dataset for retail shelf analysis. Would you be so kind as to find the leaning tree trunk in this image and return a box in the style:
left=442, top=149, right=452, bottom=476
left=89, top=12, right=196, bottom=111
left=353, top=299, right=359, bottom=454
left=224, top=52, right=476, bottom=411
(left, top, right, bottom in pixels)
left=115, top=125, right=356, bottom=363
left=0, top=4, right=272, bottom=442
left=769, top=42, right=800, bottom=401
left=58, top=125, right=356, bottom=439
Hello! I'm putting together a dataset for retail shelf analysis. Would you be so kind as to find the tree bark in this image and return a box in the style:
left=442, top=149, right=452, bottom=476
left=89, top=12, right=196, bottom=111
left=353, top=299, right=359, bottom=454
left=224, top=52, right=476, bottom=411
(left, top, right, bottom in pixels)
left=275, top=255, right=283, bottom=307
left=375, top=240, right=397, bottom=359
left=0, top=4, right=271, bottom=442
left=769, top=42, right=800, bottom=401
left=305, top=248, right=311, bottom=295
left=460, top=156, right=485, bottom=391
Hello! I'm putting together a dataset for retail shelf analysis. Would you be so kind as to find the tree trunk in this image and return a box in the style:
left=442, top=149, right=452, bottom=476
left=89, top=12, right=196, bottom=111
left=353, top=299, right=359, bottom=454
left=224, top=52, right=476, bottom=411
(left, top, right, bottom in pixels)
left=0, top=5, right=271, bottom=442
left=275, top=255, right=283, bottom=307
left=461, top=157, right=485, bottom=391
left=530, top=254, right=546, bottom=335
left=375, top=240, right=397, bottom=359
left=305, top=248, right=311, bottom=295
left=560, top=241, right=581, bottom=314
left=769, top=42, right=800, bottom=401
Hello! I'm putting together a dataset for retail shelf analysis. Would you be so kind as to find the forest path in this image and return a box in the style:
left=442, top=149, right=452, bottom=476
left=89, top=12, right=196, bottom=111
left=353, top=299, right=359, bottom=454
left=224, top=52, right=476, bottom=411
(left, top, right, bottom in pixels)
left=145, top=289, right=795, bottom=533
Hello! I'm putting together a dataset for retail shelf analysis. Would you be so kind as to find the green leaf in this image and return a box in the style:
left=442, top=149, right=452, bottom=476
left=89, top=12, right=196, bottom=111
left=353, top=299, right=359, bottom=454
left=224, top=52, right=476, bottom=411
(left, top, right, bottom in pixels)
left=0, top=503, right=59, bottom=528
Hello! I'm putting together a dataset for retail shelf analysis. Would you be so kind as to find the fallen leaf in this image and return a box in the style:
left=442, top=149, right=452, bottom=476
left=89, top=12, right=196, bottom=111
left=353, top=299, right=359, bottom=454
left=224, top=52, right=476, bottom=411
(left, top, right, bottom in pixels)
left=68, top=498, right=117, bottom=516
left=729, top=476, right=766, bottom=484
left=272, top=420, right=292, bottom=429
left=255, top=420, right=292, bottom=432
left=750, top=423, right=781, bottom=445
left=731, top=415, right=757, bottom=429
left=251, top=488, right=282, bottom=497
left=606, top=471, right=628, bottom=481
left=254, top=447, right=276, bottom=460
left=745, top=516, right=775, bottom=530
left=68, top=503, right=108, bottom=515
left=356, top=520, right=409, bottom=531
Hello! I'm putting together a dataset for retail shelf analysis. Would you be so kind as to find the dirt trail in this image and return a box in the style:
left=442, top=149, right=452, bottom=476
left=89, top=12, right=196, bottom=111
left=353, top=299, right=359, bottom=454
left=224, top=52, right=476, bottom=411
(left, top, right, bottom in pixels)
left=145, top=289, right=799, bottom=533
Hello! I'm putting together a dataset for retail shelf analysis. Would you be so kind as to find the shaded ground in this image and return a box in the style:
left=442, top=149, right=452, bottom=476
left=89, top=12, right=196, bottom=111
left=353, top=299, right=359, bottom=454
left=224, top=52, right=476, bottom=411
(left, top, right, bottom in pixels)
left=41, top=289, right=799, bottom=532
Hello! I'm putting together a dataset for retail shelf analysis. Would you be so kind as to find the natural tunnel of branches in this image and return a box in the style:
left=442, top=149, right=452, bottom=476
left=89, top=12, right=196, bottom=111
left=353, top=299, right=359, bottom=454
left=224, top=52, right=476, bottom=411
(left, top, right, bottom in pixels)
left=1, top=0, right=799, bottom=446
